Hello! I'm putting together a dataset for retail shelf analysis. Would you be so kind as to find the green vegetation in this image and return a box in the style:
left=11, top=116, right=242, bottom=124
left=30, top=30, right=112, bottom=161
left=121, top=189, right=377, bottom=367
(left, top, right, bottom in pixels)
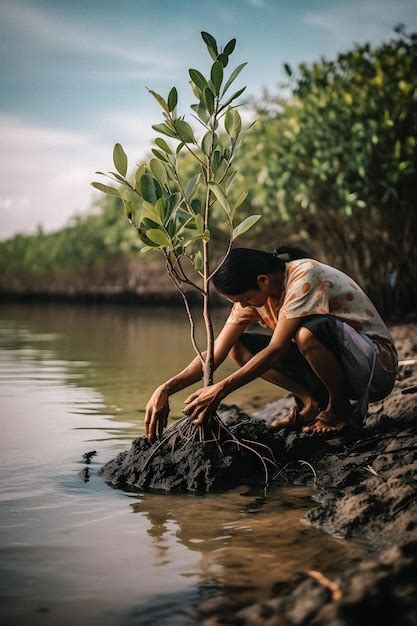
left=1, top=27, right=415, bottom=315
left=0, top=196, right=139, bottom=275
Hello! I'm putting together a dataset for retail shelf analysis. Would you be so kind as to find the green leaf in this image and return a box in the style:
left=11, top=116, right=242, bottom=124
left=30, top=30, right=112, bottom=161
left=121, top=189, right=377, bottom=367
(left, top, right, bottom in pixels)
left=147, top=89, right=169, bottom=113
left=176, top=142, right=185, bottom=155
left=212, top=150, right=222, bottom=173
left=222, top=63, right=247, bottom=96
left=140, top=245, right=158, bottom=254
left=204, top=88, right=215, bottom=115
left=208, top=182, right=231, bottom=215
left=195, top=214, right=204, bottom=233
left=177, top=215, right=197, bottom=235
left=217, top=52, right=229, bottom=68
left=191, top=198, right=202, bottom=214
left=155, top=137, right=172, bottom=154
left=108, top=171, right=126, bottom=184
left=233, top=191, right=248, bottom=212
left=189, top=69, right=208, bottom=92
left=233, top=215, right=262, bottom=239
left=167, top=87, right=178, bottom=113
left=193, top=250, right=203, bottom=271
left=223, top=38, right=236, bottom=56
left=211, top=61, right=223, bottom=95
left=140, top=173, right=163, bottom=204
left=225, top=109, right=234, bottom=136
left=197, top=102, right=210, bottom=123
left=222, top=87, right=246, bottom=109
left=201, top=31, right=218, bottom=60
left=135, top=164, right=147, bottom=191
left=123, top=200, right=135, bottom=223
left=174, top=119, right=196, bottom=143
left=91, top=181, right=120, bottom=196
left=150, top=158, right=167, bottom=185
left=155, top=197, right=166, bottom=221
left=185, top=173, right=200, bottom=199
left=167, top=192, right=182, bottom=215
left=151, top=149, right=169, bottom=162
left=201, top=130, right=213, bottom=155
left=152, top=123, right=177, bottom=138
left=146, top=228, right=172, bottom=248
left=225, top=108, right=241, bottom=137
left=226, top=170, right=237, bottom=193
left=140, top=213, right=163, bottom=229
left=137, top=228, right=160, bottom=247
left=183, top=230, right=210, bottom=248
left=113, top=143, right=128, bottom=177
left=189, top=80, right=202, bottom=100
left=214, top=159, right=228, bottom=181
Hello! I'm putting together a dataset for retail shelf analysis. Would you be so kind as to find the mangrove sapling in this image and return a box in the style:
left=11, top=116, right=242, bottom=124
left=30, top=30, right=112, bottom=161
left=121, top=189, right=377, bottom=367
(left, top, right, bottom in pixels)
left=92, top=31, right=278, bottom=489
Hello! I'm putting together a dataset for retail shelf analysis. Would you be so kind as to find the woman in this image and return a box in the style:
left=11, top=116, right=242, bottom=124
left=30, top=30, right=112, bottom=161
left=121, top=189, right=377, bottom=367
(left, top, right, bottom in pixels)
left=144, top=246, right=398, bottom=442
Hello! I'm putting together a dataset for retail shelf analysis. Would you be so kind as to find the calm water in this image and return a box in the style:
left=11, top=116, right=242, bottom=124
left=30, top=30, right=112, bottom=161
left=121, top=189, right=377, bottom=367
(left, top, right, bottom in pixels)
left=0, top=303, right=364, bottom=625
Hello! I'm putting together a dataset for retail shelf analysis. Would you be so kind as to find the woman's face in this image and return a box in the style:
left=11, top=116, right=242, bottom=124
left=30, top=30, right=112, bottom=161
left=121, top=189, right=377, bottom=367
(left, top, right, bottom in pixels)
left=224, top=274, right=272, bottom=308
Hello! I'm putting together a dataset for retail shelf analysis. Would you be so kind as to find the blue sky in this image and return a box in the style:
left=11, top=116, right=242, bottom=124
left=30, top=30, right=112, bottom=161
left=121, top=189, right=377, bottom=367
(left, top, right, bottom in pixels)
left=1, top=0, right=416, bottom=239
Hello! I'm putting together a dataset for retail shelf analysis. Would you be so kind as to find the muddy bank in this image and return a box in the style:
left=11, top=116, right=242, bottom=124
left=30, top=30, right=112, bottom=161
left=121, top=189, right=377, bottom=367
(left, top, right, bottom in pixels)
left=192, top=324, right=417, bottom=625
left=0, top=258, right=191, bottom=304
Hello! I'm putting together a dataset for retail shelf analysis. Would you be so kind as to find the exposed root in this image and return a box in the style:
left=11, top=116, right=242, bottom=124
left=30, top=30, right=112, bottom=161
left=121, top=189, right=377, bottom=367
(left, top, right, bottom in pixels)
left=306, top=570, right=343, bottom=601
left=139, top=412, right=279, bottom=488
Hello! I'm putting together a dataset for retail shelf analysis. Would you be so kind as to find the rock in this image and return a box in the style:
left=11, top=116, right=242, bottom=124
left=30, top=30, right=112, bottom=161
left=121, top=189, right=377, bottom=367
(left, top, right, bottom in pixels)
left=79, top=467, right=90, bottom=482
left=82, top=450, right=97, bottom=464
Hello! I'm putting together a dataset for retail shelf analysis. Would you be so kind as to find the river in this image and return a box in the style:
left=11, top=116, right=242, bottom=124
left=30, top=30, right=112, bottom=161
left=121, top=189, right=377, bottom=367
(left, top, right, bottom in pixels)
left=0, top=302, right=364, bottom=625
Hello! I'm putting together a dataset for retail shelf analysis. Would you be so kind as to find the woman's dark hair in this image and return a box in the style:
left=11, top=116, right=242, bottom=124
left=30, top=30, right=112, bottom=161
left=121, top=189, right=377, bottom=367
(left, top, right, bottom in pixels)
left=212, top=245, right=313, bottom=295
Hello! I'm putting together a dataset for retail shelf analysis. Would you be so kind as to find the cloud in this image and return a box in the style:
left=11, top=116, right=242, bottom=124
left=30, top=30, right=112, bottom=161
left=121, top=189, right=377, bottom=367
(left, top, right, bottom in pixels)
left=303, top=1, right=417, bottom=45
left=0, top=1, right=182, bottom=72
left=0, top=113, right=155, bottom=240
left=0, top=115, right=93, bottom=147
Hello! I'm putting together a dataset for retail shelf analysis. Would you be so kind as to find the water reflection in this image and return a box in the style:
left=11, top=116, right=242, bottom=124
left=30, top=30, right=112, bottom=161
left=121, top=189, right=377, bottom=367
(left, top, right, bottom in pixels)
left=0, top=303, right=281, bottom=429
left=131, top=485, right=365, bottom=614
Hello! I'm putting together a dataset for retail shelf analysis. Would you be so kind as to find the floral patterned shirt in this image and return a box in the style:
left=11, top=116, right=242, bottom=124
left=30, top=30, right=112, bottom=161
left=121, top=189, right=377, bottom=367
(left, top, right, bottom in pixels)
left=226, top=259, right=398, bottom=373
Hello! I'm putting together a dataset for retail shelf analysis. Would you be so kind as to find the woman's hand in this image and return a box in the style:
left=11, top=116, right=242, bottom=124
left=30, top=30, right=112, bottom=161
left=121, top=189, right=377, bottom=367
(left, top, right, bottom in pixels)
left=183, top=382, right=225, bottom=425
left=144, top=384, right=170, bottom=442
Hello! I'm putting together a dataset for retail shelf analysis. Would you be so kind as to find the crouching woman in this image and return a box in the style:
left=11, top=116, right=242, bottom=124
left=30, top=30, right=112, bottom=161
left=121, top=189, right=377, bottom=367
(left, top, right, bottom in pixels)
left=145, top=246, right=398, bottom=440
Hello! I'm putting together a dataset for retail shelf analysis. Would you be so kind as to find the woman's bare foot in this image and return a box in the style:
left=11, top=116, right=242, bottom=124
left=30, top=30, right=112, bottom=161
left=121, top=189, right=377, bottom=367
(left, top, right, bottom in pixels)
left=302, top=407, right=354, bottom=435
left=270, top=400, right=320, bottom=431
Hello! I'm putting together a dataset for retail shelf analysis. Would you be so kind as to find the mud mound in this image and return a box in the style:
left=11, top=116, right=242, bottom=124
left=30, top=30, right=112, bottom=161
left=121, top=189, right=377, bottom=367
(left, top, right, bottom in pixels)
left=100, top=407, right=280, bottom=493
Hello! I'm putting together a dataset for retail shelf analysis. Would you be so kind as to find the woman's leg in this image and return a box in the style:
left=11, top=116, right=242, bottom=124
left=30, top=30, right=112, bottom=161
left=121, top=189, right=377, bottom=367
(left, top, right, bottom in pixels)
left=294, top=325, right=353, bottom=433
left=229, top=340, right=320, bottom=425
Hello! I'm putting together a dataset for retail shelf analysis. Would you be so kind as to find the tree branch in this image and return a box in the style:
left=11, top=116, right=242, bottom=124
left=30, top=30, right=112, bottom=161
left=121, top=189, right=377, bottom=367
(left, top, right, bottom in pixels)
left=164, top=252, right=205, bottom=366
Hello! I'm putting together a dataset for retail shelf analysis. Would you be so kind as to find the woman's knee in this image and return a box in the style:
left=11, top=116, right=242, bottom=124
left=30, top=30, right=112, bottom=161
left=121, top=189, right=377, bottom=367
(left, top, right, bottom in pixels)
left=294, top=326, right=316, bottom=354
left=229, top=341, right=250, bottom=366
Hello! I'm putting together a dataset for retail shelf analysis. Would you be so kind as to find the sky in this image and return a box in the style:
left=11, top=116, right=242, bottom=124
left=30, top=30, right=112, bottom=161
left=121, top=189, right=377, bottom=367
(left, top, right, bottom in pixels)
left=1, top=0, right=416, bottom=240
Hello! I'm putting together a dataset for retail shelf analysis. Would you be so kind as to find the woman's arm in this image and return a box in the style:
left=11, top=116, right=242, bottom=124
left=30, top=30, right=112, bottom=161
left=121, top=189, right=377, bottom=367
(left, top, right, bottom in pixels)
left=164, top=322, right=246, bottom=395
left=184, top=317, right=302, bottom=424
left=145, top=321, right=245, bottom=441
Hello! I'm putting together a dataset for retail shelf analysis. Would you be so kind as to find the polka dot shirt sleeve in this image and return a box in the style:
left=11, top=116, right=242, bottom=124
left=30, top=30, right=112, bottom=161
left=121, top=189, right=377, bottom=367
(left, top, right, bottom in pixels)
left=279, top=267, right=329, bottom=319
left=226, top=302, right=261, bottom=326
